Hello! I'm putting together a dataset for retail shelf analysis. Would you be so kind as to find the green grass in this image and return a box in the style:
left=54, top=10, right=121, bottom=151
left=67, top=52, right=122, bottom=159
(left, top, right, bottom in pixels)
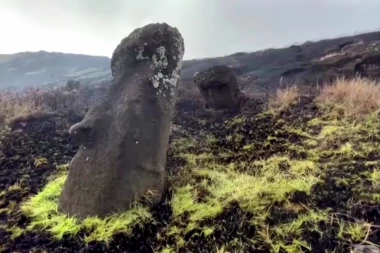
left=168, top=97, right=380, bottom=251
left=7, top=182, right=23, bottom=193
left=337, top=220, right=371, bottom=243
left=172, top=156, right=319, bottom=222
left=161, top=247, right=176, bottom=253
left=19, top=90, right=380, bottom=252
left=33, top=157, right=48, bottom=168
left=21, top=173, right=152, bottom=244
left=370, top=169, right=380, bottom=185
left=7, top=225, right=24, bottom=240
left=167, top=146, right=321, bottom=251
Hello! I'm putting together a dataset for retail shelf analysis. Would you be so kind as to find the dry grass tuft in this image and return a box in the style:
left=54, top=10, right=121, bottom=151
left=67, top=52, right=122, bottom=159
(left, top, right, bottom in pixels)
left=316, top=77, right=380, bottom=120
left=0, top=85, right=94, bottom=126
left=8, top=111, right=55, bottom=126
left=0, top=99, right=41, bottom=125
left=268, top=85, right=300, bottom=112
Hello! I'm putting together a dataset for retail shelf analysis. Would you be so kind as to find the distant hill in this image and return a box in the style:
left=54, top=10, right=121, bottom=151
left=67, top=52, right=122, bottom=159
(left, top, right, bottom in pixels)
left=1, top=31, right=380, bottom=91
left=181, top=31, right=380, bottom=93
left=0, top=51, right=111, bottom=89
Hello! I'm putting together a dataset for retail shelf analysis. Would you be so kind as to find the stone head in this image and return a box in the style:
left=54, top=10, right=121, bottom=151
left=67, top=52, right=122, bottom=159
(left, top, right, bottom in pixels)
left=59, top=23, right=185, bottom=218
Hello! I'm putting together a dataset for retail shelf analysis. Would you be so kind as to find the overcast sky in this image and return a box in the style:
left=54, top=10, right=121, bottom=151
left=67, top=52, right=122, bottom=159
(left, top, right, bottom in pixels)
left=1, top=0, right=379, bottom=60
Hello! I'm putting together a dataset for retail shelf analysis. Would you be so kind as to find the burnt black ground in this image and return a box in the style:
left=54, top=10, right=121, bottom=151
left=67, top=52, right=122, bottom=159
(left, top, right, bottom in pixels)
left=0, top=99, right=379, bottom=252
left=0, top=117, right=78, bottom=252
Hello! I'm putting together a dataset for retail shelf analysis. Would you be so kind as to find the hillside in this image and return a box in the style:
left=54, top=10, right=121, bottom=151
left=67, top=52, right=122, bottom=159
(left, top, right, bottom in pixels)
left=181, top=31, right=380, bottom=93
left=0, top=51, right=111, bottom=89
left=1, top=31, right=380, bottom=90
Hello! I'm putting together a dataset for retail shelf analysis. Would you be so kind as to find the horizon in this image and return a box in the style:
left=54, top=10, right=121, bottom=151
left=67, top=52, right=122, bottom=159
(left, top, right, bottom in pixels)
left=1, top=29, right=380, bottom=61
left=1, top=0, right=380, bottom=60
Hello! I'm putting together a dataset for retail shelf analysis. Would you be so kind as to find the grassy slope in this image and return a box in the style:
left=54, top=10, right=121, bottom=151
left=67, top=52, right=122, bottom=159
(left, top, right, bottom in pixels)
left=1, top=79, right=380, bottom=252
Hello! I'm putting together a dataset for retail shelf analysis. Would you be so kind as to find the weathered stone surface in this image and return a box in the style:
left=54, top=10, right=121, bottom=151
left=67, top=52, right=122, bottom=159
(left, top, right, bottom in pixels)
left=194, top=65, right=241, bottom=109
left=58, top=23, right=185, bottom=218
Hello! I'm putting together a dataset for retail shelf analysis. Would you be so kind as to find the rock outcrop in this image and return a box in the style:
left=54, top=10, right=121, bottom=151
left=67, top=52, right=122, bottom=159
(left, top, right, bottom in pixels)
left=58, top=23, right=185, bottom=219
left=194, top=65, right=241, bottom=109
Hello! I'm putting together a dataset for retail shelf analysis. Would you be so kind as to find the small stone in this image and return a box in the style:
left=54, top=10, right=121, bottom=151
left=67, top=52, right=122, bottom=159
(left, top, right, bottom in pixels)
left=351, top=245, right=379, bottom=253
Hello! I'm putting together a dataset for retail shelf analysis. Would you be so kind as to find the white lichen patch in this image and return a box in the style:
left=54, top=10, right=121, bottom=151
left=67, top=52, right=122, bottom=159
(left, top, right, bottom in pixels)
left=151, top=75, right=160, bottom=88
left=136, top=48, right=149, bottom=60
left=150, top=68, right=181, bottom=92
left=150, top=41, right=184, bottom=103
left=152, top=46, right=168, bottom=68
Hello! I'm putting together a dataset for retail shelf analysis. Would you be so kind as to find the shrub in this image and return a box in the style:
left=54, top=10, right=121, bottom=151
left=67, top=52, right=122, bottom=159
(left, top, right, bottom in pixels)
left=0, top=94, right=41, bottom=125
left=0, top=85, right=96, bottom=125
left=268, top=85, right=300, bottom=112
left=316, top=77, right=380, bottom=120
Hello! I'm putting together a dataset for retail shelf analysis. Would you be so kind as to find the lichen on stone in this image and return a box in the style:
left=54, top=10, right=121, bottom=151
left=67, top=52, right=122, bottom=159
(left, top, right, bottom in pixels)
left=152, top=46, right=168, bottom=68
left=136, top=48, right=149, bottom=60
left=151, top=75, right=160, bottom=88
left=150, top=68, right=181, bottom=99
left=149, top=36, right=184, bottom=103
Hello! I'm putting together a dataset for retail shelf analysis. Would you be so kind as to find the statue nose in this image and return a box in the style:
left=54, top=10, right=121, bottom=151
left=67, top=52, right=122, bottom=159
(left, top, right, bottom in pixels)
left=69, top=121, right=93, bottom=144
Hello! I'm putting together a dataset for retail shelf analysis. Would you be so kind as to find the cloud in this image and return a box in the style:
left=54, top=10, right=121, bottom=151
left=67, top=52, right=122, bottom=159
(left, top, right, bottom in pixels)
left=1, top=0, right=379, bottom=59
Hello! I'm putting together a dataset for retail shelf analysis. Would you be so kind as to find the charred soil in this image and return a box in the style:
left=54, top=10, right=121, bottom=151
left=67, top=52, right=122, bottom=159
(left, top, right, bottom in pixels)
left=0, top=98, right=379, bottom=253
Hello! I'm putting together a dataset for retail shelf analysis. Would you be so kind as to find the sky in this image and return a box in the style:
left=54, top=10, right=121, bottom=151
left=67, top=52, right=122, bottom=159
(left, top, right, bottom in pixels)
left=0, top=0, right=380, bottom=60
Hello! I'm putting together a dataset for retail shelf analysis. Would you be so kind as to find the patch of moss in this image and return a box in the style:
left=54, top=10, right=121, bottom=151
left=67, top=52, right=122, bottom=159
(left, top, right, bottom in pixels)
left=337, top=220, right=371, bottom=243
left=257, top=210, right=329, bottom=253
left=21, top=173, right=152, bottom=244
left=7, top=226, right=24, bottom=240
left=370, top=169, right=380, bottom=184
left=202, top=226, right=214, bottom=237
left=168, top=150, right=321, bottom=252
left=171, top=138, right=198, bottom=153
left=160, top=247, right=176, bottom=253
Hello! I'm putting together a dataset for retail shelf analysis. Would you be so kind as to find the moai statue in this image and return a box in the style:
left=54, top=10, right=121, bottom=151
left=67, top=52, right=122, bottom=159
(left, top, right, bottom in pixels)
left=58, top=23, right=185, bottom=219
left=194, top=65, right=241, bottom=109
